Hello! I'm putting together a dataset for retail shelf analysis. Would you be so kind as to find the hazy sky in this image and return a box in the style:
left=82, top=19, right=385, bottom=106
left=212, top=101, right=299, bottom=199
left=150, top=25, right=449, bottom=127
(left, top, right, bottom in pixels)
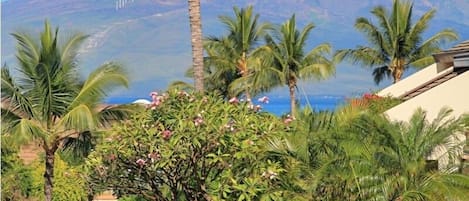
left=2, top=0, right=468, bottom=100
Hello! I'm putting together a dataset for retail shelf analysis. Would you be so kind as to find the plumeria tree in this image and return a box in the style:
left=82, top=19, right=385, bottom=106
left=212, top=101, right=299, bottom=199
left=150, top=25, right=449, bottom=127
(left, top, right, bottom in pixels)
left=87, top=90, right=290, bottom=200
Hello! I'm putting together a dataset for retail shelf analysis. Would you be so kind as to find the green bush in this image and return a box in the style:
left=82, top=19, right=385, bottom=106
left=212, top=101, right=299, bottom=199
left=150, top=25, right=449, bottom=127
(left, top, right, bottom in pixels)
left=87, top=91, right=289, bottom=200
left=1, top=139, right=35, bottom=201
left=29, top=155, right=88, bottom=201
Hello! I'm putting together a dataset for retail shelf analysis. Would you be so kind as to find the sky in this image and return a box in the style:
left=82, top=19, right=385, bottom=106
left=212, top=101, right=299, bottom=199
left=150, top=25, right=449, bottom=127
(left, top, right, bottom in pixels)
left=2, top=0, right=468, bottom=101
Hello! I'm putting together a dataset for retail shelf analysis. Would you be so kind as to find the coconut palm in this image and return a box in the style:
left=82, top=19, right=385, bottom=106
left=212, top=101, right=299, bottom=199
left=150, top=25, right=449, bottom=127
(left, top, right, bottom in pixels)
left=335, top=0, right=458, bottom=84
left=264, top=15, right=334, bottom=115
left=204, top=6, right=271, bottom=101
left=187, top=0, right=204, bottom=92
left=1, top=21, right=132, bottom=201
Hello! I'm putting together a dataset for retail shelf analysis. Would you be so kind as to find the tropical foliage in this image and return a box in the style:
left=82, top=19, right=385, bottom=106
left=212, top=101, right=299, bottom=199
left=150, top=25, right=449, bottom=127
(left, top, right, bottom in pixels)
left=1, top=20, right=132, bottom=201
left=4, top=2, right=467, bottom=201
left=272, top=105, right=469, bottom=201
left=335, top=0, right=458, bottom=84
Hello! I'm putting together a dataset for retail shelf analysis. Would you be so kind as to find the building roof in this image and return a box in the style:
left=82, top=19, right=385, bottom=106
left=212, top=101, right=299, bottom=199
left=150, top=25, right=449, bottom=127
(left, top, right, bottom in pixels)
left=379, top=39, right=469, bottom=121
left=440, top=40, right=469, bottom=54
left=397, top=40, right=469, bottom=100
left=433, top=40, right=469, bottom=67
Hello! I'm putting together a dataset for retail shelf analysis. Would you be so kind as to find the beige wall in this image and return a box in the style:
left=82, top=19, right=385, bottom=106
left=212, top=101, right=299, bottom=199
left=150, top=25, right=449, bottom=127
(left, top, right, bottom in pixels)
left=384, top=71, right=469, bottom=122
left=377, top=63, right=453, bottom=97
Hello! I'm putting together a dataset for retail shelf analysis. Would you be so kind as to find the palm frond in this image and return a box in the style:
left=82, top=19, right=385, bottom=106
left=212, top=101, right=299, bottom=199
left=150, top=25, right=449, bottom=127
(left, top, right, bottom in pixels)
left=10, top=118, right=47, bottom=145
left=69, top=62, right=129, bottom=109
left=1, top=67, right=35, bottom=119
left=57, top=104, right=96, bottom=133
left=60, top=131, right=95, bottom=164
left=355, top=17, right=388, bottom=54
left=167, top=80, right=195, bottom=92
left=97, top=104, right=139, bottom=127
left=335, top=47, right=386, bottom=67
left=372, top=65, right=392, bottom=84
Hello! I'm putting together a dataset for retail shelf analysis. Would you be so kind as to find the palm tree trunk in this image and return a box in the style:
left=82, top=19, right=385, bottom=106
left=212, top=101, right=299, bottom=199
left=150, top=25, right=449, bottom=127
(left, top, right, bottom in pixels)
left=288, top=79, right=296, bottom=116
left=44, top=149, right=55, bottom=201
left=392, top=68, right=403, bottom=83
left=238, top=52, right=252, bottom=103
left=392, top=58, right=404, bottom=83
left=188, top=0, right=204, bottom=92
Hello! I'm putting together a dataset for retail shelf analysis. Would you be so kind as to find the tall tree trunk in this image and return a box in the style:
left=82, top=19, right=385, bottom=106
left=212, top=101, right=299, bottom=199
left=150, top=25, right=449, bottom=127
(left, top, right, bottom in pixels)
left=391, top=58, right=404, bottom=84
left=288, top=79, right=296, bottom=116
left=188, top=0, right=204, bottom=92
left=392, top=68, right=403, bottom=83
left=238, top=52, right=251, bottom=103
left=44, top=149, right=56, bottom=201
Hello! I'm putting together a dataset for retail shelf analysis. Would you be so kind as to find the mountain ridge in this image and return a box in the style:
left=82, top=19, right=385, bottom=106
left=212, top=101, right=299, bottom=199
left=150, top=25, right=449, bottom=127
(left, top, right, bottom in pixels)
left=2, top=0, right=468, bottom=98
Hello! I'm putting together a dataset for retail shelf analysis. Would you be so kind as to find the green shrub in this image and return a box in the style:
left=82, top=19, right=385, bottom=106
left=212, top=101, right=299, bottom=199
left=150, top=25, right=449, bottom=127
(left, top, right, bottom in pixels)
left=87, top=91, right=289, bottom=200
left=1, top=139, right=35, bottom=201
left=29, top=155, right=88, bottom=201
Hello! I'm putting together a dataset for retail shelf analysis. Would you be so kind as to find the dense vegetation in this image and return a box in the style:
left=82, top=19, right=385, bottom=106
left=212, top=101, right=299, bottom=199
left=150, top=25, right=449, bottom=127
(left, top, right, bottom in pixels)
left=1, top=21, right=134, bottom=201
left=2, top=1, right=468, bottom=201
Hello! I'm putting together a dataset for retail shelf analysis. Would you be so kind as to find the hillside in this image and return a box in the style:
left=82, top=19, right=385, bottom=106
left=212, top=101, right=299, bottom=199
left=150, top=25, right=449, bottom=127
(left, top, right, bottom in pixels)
left=2, top=0, right=468, bottom=98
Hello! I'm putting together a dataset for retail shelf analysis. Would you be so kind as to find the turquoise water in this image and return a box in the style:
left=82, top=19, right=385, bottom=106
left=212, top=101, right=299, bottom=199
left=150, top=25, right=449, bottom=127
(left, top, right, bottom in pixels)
left=106, top=95, right=346, bottom=116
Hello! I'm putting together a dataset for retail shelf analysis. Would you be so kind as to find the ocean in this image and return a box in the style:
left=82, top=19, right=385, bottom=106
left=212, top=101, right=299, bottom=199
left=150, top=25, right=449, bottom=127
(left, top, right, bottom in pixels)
left=106, top=95, right=346, bottom=116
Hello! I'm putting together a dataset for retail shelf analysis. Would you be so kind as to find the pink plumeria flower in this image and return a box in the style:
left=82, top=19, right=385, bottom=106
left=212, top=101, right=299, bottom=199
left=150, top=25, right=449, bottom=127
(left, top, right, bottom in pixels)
left=150, top=92, right=158, bottom=99
left=283, top=115, right=294, bottom=124
left=248, top=104, right=261, bottom=112
left=224, top=119, right=236, bottom=132
left=136, top=158, right=146, bottom=167
left=228, top=97, right=239, bottom=104
left=147, top=93, right=164, bottom=109
left=194, top=115, right=204, bottom=126
left=178, top=90, right=189, bottom=97
left=149, top=100, right=161, bottom=110
left=262, top=170, right=278, bottom=180
left=162, top=130, right=172, bottom=140
left=147, top=152, right=161, bottom=163
left=257, top=96, right=269, bottom=104
left=108, top=154, right=116, bottom=161
left=255, top=105, right=262, bottom=111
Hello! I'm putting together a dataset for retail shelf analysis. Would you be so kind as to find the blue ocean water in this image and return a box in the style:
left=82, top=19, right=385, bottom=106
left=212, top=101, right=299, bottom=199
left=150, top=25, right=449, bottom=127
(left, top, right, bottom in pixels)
left=260, top=95, right=346, bottom=115
left=105, top=95, right=346, bottom=116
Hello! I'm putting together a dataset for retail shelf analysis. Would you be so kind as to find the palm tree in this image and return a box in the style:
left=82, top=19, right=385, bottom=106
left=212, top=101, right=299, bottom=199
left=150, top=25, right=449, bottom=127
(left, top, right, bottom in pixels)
left=204, top=6, right=270, bottom=101
left=187, top=0, right=204, bottom=92
left=335, top=0, right=458, bottom=84
left=269, top=106, right=469, bottom=200
left=349, top=108, right=469, bottom=200
left=264, top=15, right=334, bottom=115
left=1, top=21, right=132, bottom=201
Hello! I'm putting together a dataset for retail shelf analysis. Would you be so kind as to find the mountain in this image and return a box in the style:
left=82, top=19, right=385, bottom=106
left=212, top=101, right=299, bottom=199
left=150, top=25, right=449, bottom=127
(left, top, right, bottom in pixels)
left=2, top=0, right=468, bottom=99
